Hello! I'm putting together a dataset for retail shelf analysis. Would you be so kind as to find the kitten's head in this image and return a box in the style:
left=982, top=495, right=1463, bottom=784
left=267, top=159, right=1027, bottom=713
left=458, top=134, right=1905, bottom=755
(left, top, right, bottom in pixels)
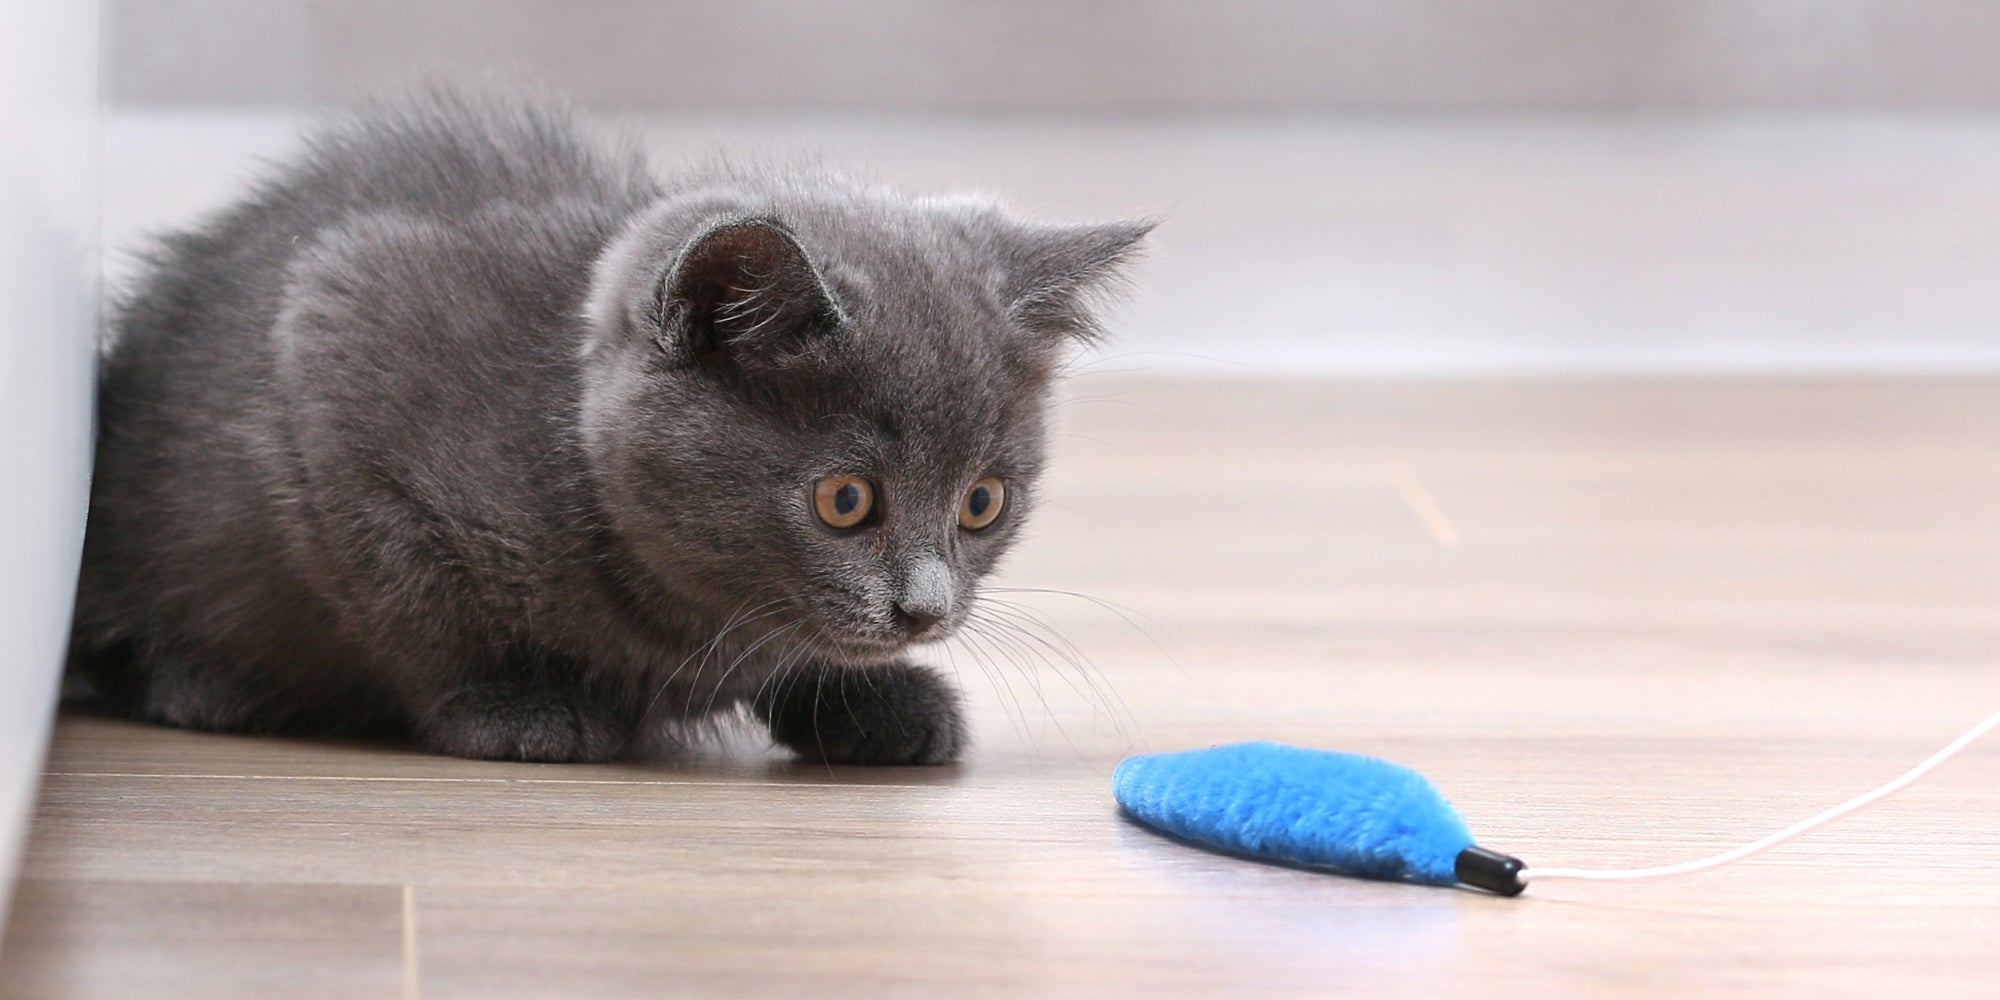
left=580, top=168, right=1150, bottom=660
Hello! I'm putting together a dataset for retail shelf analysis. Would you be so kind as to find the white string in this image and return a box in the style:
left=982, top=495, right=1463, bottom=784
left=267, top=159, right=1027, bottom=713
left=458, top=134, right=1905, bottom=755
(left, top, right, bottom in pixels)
left=1517, top=703, right=2000, bottom=883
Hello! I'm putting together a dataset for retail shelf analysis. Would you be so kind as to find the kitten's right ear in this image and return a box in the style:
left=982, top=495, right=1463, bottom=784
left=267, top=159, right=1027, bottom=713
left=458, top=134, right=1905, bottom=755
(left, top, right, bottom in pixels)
left=999, top=218, right=1156, bottom=346
left=655, top=218, right=844, bottom=370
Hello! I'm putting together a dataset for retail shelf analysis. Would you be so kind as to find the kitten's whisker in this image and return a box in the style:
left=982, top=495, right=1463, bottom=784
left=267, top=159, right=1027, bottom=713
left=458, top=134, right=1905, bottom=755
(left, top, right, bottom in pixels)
left=969, top=608, right=1091, bottom=710
left=981, top=586, right=1184, bottom=675
left=978, top=600, right=1111, bottom=692
left=971, top=607, right=1117, bottom=741
left=950, top=622, right=1037, bottom=744
left=751, top=630, right=840, bottom=766
left=939, top=631, right=1023, bottom=744
left=747, top=633, right=811, bottom=730
left=965, top=615, right=1058, bottom=727
left=698, top=618, right=806, bottom=722
left=984, top=599, right=1144, bottom=744
left=955, top=618, right=1054, bottom=749
left=1051, top=431, right=1142, bottom=464
left=808, top=657, right=833, bottom=769
left=817, top=650, right=873, bottom=750
left=973, top=602, right=1140, bottom=743
left=739, top=623, right=824, bottom=746
left=1058, top=349, right=1245, bottom=378
left=935, top=640, right=1028, bottom=747
left=680, top=611, right=805, bottom=730
left=844, top=654, right=913, bottom=737
left=1050, top=391, right=1152, bottom=414
left=649, top=600, right=785, bottom=719
left=638, top=590, right=789, bottom=727
left=755, top=652, right=806, bottom=736
left=963, top=616, right=1078, bottom=756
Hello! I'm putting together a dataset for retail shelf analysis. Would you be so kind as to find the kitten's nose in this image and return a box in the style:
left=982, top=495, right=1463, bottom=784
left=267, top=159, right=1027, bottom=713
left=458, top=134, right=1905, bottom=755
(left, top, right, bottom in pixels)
left=894, top=554, right=955, bottom=637
left=894, top=604, right=944, bottom=635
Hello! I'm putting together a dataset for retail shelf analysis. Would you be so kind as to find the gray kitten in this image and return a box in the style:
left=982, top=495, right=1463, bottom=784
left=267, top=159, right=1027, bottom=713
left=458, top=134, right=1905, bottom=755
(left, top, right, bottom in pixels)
left=69, top=93, right=1149, bottom=764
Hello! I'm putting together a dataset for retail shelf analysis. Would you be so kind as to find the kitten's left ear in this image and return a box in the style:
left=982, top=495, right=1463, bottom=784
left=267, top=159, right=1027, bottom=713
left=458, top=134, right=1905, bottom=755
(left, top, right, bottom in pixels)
left=659, top=217, right=845, bottom=369
left=1000, top=218, right=1157, bottom=345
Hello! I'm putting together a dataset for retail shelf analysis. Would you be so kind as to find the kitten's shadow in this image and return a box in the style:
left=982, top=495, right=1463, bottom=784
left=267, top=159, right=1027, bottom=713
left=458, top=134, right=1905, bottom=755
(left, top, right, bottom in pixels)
left=753, top=758, right=968, bottom=787
left=55, top=704, right=966, bottom=787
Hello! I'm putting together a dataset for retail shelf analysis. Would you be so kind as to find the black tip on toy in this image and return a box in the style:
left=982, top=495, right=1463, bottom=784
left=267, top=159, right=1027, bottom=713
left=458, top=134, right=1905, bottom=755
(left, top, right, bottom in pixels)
left=1455, top=846, right=1527, bottom=896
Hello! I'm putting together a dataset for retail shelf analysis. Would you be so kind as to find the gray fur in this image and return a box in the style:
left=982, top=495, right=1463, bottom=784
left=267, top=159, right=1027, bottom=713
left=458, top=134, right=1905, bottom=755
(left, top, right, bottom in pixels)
left=69, top=92, right=1150, bottom=764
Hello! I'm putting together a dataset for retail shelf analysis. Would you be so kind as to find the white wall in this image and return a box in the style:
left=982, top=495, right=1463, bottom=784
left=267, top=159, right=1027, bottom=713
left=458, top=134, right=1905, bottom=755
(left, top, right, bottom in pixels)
left=103, top=0, right=2000, bottom=112
left=97, top=3, right=2000, bottom=375
left=106, top=111, right=2000, bottom=376
left=0, top=0, right=98, bottom=938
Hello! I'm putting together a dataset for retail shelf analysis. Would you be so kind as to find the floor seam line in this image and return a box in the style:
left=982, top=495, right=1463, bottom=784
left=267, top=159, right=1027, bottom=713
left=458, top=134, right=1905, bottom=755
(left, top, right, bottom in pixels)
left=1388, top=460, right=1462, bottom=548
left=402, top=884, right=421, bottom=1000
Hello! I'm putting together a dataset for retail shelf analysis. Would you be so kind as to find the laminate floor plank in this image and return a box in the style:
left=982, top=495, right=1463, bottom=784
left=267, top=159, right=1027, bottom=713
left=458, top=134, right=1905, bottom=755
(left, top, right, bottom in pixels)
left=5, top=380, right=1996, bottom=997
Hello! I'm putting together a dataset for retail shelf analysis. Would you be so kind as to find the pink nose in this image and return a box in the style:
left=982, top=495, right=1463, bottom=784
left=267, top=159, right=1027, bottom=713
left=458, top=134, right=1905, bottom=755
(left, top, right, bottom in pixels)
left=895, top=605, right=943, bottom=635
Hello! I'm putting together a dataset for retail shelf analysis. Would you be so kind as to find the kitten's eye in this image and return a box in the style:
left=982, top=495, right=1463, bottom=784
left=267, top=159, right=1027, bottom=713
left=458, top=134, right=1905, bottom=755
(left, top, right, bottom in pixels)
left=813, top=476, right=876, bottom=529
left=958, top=477, right=1006, bottom=530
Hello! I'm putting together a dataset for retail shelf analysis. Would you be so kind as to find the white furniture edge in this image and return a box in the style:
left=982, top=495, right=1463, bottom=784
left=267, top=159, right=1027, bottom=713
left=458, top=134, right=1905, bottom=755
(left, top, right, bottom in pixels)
left=0, top=0, right=99, bottom=942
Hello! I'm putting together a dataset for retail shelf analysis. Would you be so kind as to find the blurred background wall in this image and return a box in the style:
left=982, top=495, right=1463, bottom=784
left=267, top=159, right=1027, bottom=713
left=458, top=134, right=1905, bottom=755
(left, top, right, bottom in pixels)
left=104, top=0, right=2000, bottom=112
left=102, top=0, right=2000, bottom=374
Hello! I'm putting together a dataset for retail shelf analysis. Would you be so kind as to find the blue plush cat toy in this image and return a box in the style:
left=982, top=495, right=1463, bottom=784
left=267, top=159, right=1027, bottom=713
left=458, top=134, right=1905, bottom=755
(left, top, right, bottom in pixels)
left=1113, top=742, right=1528, bottom=895
left=1116, top=712, right=2000, bottom=894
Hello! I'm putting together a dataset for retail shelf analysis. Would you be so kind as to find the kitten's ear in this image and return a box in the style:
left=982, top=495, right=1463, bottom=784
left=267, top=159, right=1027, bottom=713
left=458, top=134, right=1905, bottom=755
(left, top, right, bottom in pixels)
left=659, top=218, right=843, bottom=367
left=1001, top=219, right=1156, bottom=344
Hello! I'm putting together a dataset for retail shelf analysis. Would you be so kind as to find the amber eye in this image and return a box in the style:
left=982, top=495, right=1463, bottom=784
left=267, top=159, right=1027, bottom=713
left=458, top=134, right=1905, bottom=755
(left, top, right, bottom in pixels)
left=814, top=476, right=875, bottom=529
left=958, top=477, right=1006, bottom=530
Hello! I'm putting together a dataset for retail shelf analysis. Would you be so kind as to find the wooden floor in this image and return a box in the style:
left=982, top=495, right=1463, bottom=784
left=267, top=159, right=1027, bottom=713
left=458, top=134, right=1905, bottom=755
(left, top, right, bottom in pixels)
left=4, top=379, right=1998, bottom=999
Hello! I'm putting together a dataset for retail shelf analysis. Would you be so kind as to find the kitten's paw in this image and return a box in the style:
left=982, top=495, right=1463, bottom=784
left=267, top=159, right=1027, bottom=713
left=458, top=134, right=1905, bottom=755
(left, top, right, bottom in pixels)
left=761, top=662, right=966, bottom=766
left=417, top=683, right=628, bottom=763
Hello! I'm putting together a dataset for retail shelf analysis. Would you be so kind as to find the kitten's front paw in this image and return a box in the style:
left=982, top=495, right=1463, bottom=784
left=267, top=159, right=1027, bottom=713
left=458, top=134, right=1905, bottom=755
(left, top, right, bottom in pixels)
left=760, top=662, right=966, bottom=765
left=417, top=683, right=628, bottom=763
